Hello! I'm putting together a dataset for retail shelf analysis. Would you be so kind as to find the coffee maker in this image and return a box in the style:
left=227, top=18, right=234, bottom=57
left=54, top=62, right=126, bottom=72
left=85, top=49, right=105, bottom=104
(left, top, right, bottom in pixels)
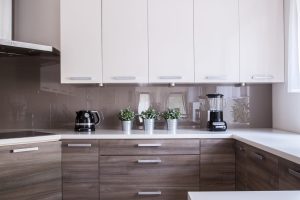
left=206, top=94, right=227, bottom=131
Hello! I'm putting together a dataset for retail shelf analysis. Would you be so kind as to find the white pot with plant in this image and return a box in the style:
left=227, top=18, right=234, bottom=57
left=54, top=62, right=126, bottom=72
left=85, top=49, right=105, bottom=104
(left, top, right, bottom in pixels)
left=161, top=109, right=181, bottom=133
left=118, top=107, right=135, bottom=133
left=140, top=107, right=159, bottom=134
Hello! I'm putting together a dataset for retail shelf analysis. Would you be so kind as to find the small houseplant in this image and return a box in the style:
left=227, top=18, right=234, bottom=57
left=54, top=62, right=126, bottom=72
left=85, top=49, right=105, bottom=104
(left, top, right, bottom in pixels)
left=140, top=107, right=159, bottom=133
left=118, top=107, right=135, bottom=133
left=161, top=108, right=181, bottom=132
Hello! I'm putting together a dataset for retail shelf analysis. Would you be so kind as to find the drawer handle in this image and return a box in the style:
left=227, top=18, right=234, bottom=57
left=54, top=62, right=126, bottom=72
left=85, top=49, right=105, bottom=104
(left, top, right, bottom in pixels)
left=111, top=76, right=136, bottom=80
left=288, top=169, right=300, bottom=179
left=251, top=74, right=274, bottom=80
left=67, top=144, right=92, bottom=147
left=137, top=159, right=162, bottom=164
left=252, top=152, right=264, bottom=160
left=137, top=144, right=162, bottom=147
left=205, top=76, right=227, bottom=80
left=158, top=76, right=182, bottom=80
left=138, top=191, right=162, bottom=196
left=69, top=77, right=92, bottom=81
left=12, top=147, right=39, bottom=153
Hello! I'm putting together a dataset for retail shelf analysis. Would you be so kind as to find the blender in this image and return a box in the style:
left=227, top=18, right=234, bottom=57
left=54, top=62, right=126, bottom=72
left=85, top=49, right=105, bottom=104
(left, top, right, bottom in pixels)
left=206, top=94, right=227, bottom=131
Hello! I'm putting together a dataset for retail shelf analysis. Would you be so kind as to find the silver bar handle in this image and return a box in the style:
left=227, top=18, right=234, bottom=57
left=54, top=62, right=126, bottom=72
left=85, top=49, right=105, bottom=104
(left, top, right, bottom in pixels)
left=288, top=169, right=300, bottom=179
left=111, top=76, right=136, bottom=80
left=251, top=152, right=264, bottom=160
left=137, top=159, right=162, bottom=164
left=67, top=144, right=92, bottom=147
left=12, top=147, right=39, bottom=153
left=251, top=75, right=274, bottom=80
left=158, top=76, right=182, bottom=80
left=69, top=77, right=92, bottom=81
left=205, top=76, right=227, bottom=80
left=137, top=144, right=162, bottom=147
left=138, top=191, right=162, bottom=196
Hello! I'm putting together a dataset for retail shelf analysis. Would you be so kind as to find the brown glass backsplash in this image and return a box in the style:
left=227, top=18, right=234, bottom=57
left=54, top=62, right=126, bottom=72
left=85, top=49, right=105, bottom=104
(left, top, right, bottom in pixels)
left=0, top=57, right=272, bottom=130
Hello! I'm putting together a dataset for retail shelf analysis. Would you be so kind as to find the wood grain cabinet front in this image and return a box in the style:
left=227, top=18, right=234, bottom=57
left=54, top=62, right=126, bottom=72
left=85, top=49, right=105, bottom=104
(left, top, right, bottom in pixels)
left=99, top=139, right=200, bottom=200
left=200, top=139, right=236, bottom=191
left=62, top=140, right=99, bottom=200
left=279, top=158, right=300, bottom=190
left=235, top=141, right=248, bottom=190
left=0, top=141, right=62, bottom=200
left=246, top=145, right=279, bottom=190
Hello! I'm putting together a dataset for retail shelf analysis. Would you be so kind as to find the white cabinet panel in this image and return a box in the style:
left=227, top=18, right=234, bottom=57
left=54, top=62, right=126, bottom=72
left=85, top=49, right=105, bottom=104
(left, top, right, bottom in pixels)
left=102, top=0, right=148, bottom=83
left=194, top=0, right=239, bottom=83
left=61, top=0, right=102, bottom=84
left=148, top=0, right=194, bottom=83
left=239, top=0, right=284, bottom=83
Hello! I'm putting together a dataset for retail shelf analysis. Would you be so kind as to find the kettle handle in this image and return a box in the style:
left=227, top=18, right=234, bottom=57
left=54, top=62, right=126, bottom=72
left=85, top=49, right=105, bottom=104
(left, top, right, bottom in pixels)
left=91, top=111, right=103, bottom=126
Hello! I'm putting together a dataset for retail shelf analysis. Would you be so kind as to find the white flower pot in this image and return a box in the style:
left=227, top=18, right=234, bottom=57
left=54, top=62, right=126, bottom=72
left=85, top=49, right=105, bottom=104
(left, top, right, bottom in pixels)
left=167, top=119, right=177, bottom=133
left=144, top=119, right=155, bottom=134
left=122, top=121, right=132, bottom=134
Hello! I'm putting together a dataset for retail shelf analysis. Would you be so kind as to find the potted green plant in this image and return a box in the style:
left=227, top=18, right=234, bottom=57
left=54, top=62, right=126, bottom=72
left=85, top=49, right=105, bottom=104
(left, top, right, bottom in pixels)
left=118, top=107, right=135, bottom=133
left=140, top=107, right=159, bottom=134
left=161, top=108, right=181, bottom=133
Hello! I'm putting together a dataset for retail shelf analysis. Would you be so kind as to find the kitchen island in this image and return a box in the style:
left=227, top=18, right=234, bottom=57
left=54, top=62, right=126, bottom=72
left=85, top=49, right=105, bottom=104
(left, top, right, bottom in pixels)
left=188, top=191, right=300, bottom=200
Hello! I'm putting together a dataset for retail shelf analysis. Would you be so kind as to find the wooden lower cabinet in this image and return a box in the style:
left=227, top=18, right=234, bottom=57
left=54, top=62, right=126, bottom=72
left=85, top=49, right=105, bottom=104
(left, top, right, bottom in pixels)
left=246, top=145, right=279, bottom=190
left=200, top=139, right=236, bottom=191
left=0, top=141, right=62, bottom=200
left=279, top=158, right=300, bottom=190
left=62, top=140, right=99, bottom=200
left=235, top=141, right=248, bottom=190
left=100, top=185, right=198, bottom=200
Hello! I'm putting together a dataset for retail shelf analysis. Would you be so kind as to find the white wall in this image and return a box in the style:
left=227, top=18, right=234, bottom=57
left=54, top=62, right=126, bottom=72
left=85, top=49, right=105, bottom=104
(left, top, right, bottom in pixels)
left=273, top=0, right=300, bottom=133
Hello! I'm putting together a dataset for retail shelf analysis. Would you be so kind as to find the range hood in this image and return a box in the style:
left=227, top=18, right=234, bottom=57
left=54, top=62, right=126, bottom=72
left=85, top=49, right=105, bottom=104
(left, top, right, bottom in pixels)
left=0, top=0, right=59, bottom=57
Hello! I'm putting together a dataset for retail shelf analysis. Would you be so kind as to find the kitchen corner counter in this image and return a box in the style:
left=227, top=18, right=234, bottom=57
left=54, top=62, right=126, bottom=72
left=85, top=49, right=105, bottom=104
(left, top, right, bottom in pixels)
left=1, top=128, right=300, bottom=165
left=188, top=191, right=300, bottom=200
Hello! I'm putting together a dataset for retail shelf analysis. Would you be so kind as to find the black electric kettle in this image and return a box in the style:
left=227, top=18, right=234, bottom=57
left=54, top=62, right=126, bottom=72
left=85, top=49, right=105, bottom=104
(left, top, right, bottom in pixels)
left=74, top=110, right=104, bottom=132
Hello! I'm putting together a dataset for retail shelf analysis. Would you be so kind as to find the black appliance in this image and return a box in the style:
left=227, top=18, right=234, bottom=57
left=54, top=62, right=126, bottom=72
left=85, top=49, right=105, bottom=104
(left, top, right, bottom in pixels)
left=75, top=110, right=101, bottom=132
left=206, top=94, right=227, bottom=131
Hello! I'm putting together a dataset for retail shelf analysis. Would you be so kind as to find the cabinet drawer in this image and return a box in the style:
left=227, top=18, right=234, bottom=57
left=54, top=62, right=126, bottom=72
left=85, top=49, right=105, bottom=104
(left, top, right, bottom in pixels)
left=99, top=139, right=200, bottom=155
left=0, top=142, right=62, bottom=200
left=100, top=185, right=198, bottom=200
left=279, top=159, right=300, bottom=190
left=62, top=140, right=99, bottom=182
left=100, top=155, right=199, bottom=186
left=63, top=182, right=99, bottom=200
left=246, top=145, right=279, bottom=190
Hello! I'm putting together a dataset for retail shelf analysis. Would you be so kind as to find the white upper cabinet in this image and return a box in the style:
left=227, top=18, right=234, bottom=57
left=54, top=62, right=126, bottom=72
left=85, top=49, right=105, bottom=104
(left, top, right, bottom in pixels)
left=102, top=0, right=148, bottom=83
left=60, top=0, right=102, bottom=84
left=239, top=0, right=284, bottom=83
left=148, top=0, right=194, bottom=83
left=194, top=0, right=239, bottom=83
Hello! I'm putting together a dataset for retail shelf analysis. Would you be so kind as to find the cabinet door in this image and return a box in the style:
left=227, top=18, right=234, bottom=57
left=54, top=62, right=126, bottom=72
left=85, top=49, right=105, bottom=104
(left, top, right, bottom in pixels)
left=102, top=0, right=148, bottom=83
left=148, top=0, right=194, bottom=83
left=239, top=0, right=284, bottom=83
left=194, top=0, right=239, bottom=83
left=61, top=0, right=102, bottom=84
left=62, top=140, right=99, bottom=200
left=279, top=159, right=300, bottom=190
left=246, top=146, right=279, bottom=190
left=0, top=142, right=62, bottom=200
left=235, top=141, right=248, bottom=191
left=200, top=139, right=236, bottom=191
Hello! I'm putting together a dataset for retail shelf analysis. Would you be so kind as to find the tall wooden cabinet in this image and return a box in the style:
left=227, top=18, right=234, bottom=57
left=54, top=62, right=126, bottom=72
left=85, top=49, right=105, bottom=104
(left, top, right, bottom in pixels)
left=148, top=0, right=194, bottom=83
left=239, top=0, right=284, bottom=83
left=102, top=0, right=148, bottom=83
left=62, top=140, right=99, bottom=200
left=194, top=0, right=239, bottom=83
left=60, top=0, right=102, bottom=84
left=0, top=141, right=62, bottom=200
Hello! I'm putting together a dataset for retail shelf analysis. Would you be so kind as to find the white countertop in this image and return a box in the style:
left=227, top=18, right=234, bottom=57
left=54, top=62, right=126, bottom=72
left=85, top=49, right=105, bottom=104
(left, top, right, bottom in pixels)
left=188, top=191, right=300, bottom=200
left=1, top=128, right=300, bottom=165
